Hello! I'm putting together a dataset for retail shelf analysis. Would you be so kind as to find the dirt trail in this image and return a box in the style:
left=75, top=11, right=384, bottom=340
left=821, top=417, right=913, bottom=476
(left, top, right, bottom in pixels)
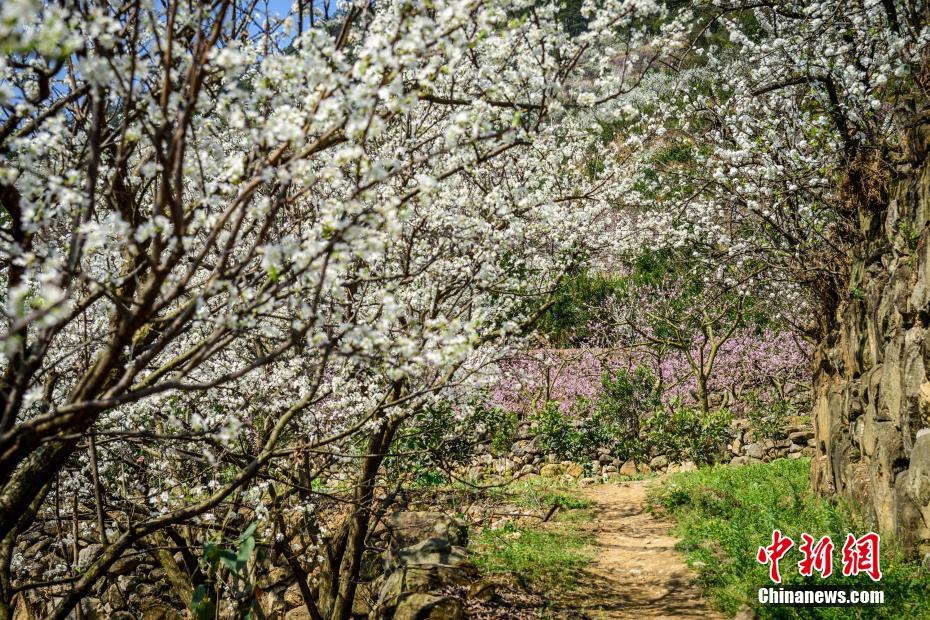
left=564, top=480, right=724, bottom=619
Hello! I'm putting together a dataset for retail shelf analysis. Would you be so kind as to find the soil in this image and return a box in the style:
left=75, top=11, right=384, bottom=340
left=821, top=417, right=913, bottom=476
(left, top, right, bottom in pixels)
left=563, top=480, right=724, bottom=619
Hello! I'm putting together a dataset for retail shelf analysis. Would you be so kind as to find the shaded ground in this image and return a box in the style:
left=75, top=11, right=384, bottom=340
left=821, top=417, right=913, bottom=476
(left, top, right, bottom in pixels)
left=564, top=480, right=724, bottom=619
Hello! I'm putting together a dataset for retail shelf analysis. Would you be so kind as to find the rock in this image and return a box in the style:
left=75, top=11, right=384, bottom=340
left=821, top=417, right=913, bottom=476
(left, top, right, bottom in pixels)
left=284, top=582, right=305, bottom=608
left=384, top=512, right=468, bottom=549
left=78, top=544, right=104, bottom=569
left=743, top=443, right=765, bottom=459
left=788, top=452, right=804, bottom=459
left=539, top=463, right=565, bottom=477
left=492, top=457, right=515, bottom=476
left=284, top=608, right=313, bottom=620
left=922, top=553, right=930, bottom=572
left=679, top=460, right=698, bottom=472
left=139, top=602, right=183, bottom=620
left=579, top=476, right=598, bottom=485
left=730, top=437, right=743, bottom=455
left=376, top=563, right=475, bottom=610
left=259, top=590, right=287, bottom=617
left=387, top=537, right=469, bottom=570
left=391, top=593, right=465, bottom=620
left=258, top=565, right=292, bottom=588
left=110, top=555, right=142, bottom=576
left=24, top=538, right=50, bottom=557
left=565, top=463, right=585, bottom=478
left=619, top=460, right=638, bottom=476
left=788, top=429, right=815, bottom=443
left=518, top=464, right=536, bottom=476
left=730, top=456, right=749, bottom=467
left=602, top=465, right=619, bottom=475
left=637, top=463, right=652, bottom=474
left=649, top=455, right=668, bottom=470
left=468, top=580, right=497, bottom=601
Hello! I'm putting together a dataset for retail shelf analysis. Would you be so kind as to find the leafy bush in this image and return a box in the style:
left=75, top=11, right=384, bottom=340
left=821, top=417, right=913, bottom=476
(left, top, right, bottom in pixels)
left=532, top=367, right=665, bottom=463
left=650, top=459, right=930, bottom=618
left=533, top=400, right=586, bottom=461
left=643, top=402, right=731, bottom=464
left=390, top=399, right=516, bottom=484
left=589, top=366, right=661, bottom=461
left=745, top=390, right=794, bottom=441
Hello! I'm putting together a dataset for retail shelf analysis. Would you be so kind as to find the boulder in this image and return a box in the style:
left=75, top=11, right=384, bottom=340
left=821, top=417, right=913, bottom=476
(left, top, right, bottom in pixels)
left=619, top=460, right=638, bottom=476
left=284, top=582, right=305, bottom=608
left=387, top=537, right=469, bottom=570
left=565, top=463, right=585, bottom=478
left=539, top=463, right=565, bottom=478
left=78, top=543, right=104, bottom=569
left=649, top=455, right=668, bottom=470
left=384, top=512, right=468, bottom=549
left=743, top=443, right=765, bottom=459
left=730, top=456, right=749, bottom=467
left=110, top=555, right=142, bottom=576
left=788, top=429, right=815, bottom=443
left=139, top=602, right=183, bottom=620
left=390, top=593, right=465, bottom=620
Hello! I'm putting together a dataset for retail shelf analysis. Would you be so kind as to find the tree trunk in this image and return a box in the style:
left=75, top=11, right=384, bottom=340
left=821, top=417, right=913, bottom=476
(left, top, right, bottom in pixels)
left=317, top=419, right=399, bottom=620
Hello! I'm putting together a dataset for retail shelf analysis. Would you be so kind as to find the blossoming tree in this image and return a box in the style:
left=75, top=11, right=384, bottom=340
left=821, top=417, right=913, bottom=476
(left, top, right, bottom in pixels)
left=0, top=0, right=683, bottom=617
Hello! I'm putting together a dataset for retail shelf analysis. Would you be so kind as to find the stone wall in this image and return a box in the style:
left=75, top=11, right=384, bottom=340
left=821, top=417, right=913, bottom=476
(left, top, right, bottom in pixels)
left=810, top=117, right=930, bottom=558
left=466, top=418, right=815, bottom=482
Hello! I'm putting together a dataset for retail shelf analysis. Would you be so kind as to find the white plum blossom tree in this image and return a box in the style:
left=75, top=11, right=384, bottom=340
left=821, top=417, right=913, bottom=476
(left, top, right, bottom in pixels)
left=0, top=0, right=683, bottom=617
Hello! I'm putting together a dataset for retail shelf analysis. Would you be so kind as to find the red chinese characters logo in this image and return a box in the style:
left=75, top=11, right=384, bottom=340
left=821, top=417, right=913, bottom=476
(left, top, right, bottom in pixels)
left=798, top=533, right=834, bottom=578
left=757, top=531, right=881, bottom=583
left=841, top=532, right=882, bottom=581
left=757, top=530, right=794, bottom=583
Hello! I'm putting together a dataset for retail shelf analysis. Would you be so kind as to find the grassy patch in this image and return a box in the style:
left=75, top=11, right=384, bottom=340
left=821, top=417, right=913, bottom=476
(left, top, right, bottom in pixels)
left=649, top=458, right=930, bottom=618
left=471, top=520, right=593, bottom=592
left=470, top=480, right=594, bottom=593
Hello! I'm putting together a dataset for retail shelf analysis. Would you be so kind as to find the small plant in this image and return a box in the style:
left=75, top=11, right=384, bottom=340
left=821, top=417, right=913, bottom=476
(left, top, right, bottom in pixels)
left=191, top=522, right=260, bottom=619
left=745, top=390, right=794, bottom=441
left=472, top=520, right=593, bottom=591
left=533, top=400, right=586, bottom=460
left=644, top=402, right=731, bottom=464
left=587, top=366, right=660, bottom=461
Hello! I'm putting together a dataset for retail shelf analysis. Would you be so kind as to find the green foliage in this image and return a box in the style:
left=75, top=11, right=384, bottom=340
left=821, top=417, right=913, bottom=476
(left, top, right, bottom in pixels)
left=191, top=523, right=260, bottom=619
left=389, top=399, right=517, bottom=485
left=532, top=400, right=586, bottom=461
left=588, top=366, right=661, bottom=461
left=532, top=367, right=716, bottom=464
left=536, top=268, right=626, bottom=347
left=649, top=459, right=930, bottom=618
left=643, top=402, right=732, bottom=464
left=745, top=391, right=794, bottom=441
left=472, top=520, right=593, bottom=591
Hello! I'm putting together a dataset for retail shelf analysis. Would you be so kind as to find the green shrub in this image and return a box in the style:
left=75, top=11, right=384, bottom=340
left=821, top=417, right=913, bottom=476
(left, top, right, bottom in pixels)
left=588, top=366, right=661, bottom=461
left=389, top=399, right=517, bottom=484
left=745, top=390, right=794, bottom=441
left=533, top=400, right=586, bottom=461
left=644, top=402, right=731, bottom=464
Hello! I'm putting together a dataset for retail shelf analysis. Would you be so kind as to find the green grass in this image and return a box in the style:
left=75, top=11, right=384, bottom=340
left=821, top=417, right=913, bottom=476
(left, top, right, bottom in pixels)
left=649, top=459, right=930, bottom=619
left=471, top=520, right=593, bottom=591
left=470, top=480, right=594, bottom=592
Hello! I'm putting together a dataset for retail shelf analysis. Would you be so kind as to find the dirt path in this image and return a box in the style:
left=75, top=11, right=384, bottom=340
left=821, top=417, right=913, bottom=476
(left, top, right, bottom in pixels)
left=564, top=480, right=724, bottom=619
